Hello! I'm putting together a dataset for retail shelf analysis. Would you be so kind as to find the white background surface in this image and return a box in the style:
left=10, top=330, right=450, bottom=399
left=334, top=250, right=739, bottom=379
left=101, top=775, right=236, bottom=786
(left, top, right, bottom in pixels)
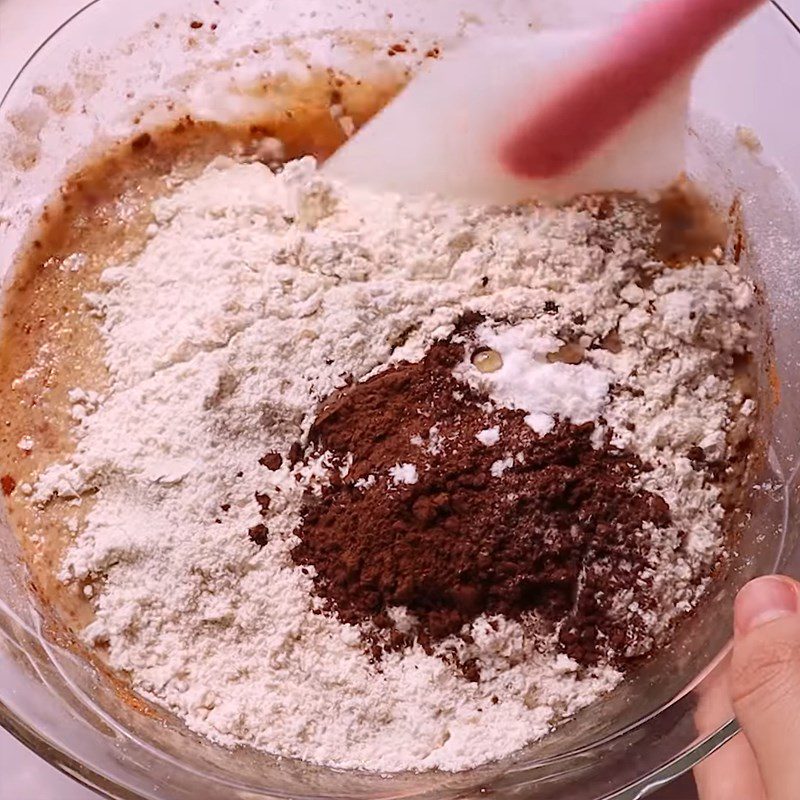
left=1, top=1, right=799, bottom=798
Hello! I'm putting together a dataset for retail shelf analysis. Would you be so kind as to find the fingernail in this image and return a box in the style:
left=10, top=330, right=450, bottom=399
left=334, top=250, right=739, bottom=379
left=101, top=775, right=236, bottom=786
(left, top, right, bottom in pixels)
left=735, top=576, right=799, bottom=634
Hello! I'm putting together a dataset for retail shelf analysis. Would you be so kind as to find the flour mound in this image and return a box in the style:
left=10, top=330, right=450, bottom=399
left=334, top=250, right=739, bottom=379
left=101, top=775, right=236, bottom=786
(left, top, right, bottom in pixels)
left=32, top=156, right=755, bottom=772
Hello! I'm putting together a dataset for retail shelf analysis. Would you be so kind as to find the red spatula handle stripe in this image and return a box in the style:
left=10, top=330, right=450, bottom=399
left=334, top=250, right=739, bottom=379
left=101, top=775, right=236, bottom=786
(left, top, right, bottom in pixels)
left=500, top=0, right=764, bottom=179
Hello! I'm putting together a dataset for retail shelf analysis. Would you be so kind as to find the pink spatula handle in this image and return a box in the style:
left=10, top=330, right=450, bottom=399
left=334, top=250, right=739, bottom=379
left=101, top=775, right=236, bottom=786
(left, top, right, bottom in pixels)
left=501, top=0, right=764, bottom=179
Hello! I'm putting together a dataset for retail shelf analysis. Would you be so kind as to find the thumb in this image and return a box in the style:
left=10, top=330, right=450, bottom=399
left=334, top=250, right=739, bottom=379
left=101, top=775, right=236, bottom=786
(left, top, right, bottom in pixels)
left=730, top=575, right=800, bottom=800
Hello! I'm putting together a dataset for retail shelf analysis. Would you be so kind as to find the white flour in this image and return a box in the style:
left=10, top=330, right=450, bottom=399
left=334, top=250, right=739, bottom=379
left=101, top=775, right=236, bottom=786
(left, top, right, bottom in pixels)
left=30, top=156, right=755, bottom=772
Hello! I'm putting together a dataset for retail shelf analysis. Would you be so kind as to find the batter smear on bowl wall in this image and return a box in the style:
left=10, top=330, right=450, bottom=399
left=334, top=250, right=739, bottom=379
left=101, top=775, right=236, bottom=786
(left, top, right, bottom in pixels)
left=0, top=79, right=760, bottom=772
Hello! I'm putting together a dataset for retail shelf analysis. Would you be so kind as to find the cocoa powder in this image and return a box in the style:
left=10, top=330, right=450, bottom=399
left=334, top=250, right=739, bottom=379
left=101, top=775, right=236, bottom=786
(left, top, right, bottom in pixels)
left=280, top=337, right=672, bottom=666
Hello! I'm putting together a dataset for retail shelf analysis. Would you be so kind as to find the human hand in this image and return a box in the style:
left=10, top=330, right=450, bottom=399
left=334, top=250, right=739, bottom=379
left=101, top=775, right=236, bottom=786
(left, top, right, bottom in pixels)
left=695, top=575, right=800, bottom=800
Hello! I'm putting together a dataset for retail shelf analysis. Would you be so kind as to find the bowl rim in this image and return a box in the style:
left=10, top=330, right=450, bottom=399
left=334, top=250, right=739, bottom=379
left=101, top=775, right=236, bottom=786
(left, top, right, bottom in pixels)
left=0, top=2, right=797, bottom=798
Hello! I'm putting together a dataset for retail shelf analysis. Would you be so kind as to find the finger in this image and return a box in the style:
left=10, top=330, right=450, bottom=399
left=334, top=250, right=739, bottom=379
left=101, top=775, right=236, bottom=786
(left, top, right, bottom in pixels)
left=693, top=654, right=765, bottom=800
left=730, top=575, right=800, bottom=800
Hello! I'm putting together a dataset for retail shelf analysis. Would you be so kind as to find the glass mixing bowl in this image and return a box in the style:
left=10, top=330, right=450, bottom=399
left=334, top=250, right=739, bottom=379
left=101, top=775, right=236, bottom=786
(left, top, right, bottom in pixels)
left=2, top=1, right=800, bottom=798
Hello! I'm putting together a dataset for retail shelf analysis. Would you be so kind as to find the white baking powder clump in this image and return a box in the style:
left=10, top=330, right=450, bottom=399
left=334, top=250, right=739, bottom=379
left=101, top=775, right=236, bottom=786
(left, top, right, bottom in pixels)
left=389, top=462, right=419, bottom=485
left=490, top=457, right=515, bottom=478
left=456, top=322, right=611, bottom=435
left=475, top=426, right=501, bottom=446
left=31, top=157, right=755, bottom=772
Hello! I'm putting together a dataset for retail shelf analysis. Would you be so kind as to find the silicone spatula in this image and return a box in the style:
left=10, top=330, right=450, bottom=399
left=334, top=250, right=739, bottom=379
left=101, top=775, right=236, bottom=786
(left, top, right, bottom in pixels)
left=325, top=0, right=764, bottom=203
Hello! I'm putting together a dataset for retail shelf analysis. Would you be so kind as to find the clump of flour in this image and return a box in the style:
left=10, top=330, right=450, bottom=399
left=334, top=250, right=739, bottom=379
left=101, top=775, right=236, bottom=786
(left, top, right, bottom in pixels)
left=31, top=156, right=755, bottom=772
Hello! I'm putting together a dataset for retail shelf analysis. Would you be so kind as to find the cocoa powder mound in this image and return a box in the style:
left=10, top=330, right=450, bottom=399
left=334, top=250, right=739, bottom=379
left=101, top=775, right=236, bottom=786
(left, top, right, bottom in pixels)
left=286, top=340, right=671, bottom=664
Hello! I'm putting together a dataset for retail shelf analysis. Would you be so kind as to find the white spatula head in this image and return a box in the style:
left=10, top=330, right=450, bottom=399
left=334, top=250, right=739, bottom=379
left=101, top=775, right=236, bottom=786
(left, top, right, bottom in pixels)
left=325, top=33, right=688, bottom=204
